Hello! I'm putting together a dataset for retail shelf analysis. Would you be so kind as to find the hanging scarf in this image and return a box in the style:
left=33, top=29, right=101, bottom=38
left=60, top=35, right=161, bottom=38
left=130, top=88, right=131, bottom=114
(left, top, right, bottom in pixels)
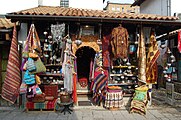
left=138, top=28, right=147, bottom=83
left=1, top=23, right=21, bottom=104
left=146, top=33, right=160, bottom=84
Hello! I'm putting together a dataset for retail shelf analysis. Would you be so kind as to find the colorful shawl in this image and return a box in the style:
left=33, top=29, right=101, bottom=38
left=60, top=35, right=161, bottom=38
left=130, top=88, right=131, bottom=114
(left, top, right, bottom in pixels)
left=92, top=73, right=108, bottom=105
left=146, top=33, right=160, bottom=84
left=1, top=24, right=21, bottom=104
left=138, top=28, right=147, bottom=83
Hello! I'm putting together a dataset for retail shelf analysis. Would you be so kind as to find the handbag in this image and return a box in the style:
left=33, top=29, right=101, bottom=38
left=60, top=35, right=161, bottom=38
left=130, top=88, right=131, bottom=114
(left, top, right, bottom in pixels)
left=20, top=82, right=27, bottom=94
left=26, top=58, right=36, bottom=72
left=29, top=53, right=38, bottom=58
left=22, top=51, right=29, bottom=58
left=35, top=75, right=41, bottom=85
left=23, top=70, right=36, bottom=85
left=31, top=58, right=46, bottom=74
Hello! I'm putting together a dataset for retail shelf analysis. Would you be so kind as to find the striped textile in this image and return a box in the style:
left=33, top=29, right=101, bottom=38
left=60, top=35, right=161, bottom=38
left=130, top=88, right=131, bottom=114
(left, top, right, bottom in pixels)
left=92, top=73, right=108, bottom=104
left=105, top=91, right=124, bottom=108
left=1, top=23, right=21, bottom=104
left=26, top=99, right=57, bottom=110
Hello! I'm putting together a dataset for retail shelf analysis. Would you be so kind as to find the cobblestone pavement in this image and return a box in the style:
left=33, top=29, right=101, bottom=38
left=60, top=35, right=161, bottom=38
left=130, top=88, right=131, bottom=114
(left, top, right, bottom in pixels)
left=0, top=89, right=180, bottom=120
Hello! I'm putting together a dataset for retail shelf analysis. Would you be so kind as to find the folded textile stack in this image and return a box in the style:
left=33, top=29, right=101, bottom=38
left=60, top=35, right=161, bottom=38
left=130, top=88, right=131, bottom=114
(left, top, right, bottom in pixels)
left=130, top=85, right=148, bottom=115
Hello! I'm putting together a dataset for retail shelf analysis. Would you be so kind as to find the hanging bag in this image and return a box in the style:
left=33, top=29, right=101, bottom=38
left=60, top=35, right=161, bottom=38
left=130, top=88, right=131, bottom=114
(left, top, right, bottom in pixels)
left=29, top=53, right=39, bottom=58
left=23, top=70, right=36, bottom=85
left=31, top=57, right=46, bottom=74
left=20, top=82, right=27, bottom=94
left=26, top=57, right=36, bottom=72
left=35, top=75, right=41, bottom=85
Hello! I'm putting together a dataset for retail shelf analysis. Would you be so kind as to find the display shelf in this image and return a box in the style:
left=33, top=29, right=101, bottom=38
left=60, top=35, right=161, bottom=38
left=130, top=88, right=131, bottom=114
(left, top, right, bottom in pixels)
left=41, top=83, right=64, bottom=85
left=39, top=73, right=63, bottom=77
left=45, top=64, right=62, bottom=67
left=108, top=83, right=137, bottom=86
left=110, top=73, right=136, bottom=77
left=112, top=65, right=136, bottom=69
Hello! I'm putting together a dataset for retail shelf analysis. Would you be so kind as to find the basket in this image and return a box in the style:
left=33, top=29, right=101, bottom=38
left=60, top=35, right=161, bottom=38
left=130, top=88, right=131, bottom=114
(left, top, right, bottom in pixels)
left=60, top=94, right=70, bottom=103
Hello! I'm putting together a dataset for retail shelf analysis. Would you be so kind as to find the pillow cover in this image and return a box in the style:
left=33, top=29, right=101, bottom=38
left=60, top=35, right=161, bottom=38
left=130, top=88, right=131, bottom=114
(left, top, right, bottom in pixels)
left=133, top=90, right=147, bottom=102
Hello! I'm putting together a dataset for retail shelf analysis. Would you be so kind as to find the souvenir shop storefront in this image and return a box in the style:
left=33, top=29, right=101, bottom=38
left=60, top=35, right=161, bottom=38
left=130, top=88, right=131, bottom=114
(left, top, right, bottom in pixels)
left=4, top=6, right=181, bottom=114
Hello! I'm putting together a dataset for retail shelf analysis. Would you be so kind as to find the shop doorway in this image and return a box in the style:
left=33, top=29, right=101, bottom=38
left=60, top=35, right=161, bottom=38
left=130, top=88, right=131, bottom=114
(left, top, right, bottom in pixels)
left=75, top=46, right=96, bottom=94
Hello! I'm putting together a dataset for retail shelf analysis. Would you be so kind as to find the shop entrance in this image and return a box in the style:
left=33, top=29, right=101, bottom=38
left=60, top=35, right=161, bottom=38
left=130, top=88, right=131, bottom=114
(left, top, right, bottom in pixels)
left=75, top=46, right=96, bottom=93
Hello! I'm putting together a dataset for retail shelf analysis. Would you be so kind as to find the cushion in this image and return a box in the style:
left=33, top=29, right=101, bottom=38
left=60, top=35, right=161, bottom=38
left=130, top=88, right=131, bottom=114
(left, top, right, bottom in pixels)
left=133, top=90, right=147, bottom=102
left=45, top=96, right=54, bottom=101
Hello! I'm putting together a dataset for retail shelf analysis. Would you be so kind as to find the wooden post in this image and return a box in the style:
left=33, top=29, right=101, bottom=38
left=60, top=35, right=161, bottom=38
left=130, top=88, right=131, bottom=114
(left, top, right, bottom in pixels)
left=148, top=84, right=152, bottom=106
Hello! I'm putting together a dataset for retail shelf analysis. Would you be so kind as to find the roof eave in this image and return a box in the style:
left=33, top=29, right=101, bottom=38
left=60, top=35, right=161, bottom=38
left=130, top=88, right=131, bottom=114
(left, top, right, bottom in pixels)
left=131, top=0, right=146, bottom=6
left=6, top=14, right=181, bottom=26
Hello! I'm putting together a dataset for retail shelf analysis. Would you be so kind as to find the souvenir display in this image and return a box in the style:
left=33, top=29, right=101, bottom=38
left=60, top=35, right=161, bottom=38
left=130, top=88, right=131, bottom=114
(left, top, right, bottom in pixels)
left=163, top=48, right=177, bottom=82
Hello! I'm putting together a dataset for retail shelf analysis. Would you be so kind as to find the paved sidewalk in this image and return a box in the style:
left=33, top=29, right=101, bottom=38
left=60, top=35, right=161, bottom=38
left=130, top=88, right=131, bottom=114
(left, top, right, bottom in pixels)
left=0, top=105, right=181, bottom=120
left=0, top=89, right=181, bottom=120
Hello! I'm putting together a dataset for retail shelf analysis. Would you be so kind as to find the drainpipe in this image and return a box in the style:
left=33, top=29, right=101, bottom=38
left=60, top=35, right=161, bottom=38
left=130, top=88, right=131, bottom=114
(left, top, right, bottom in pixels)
left=167, top=0, right=171, bottom=16
left=38, top=0, right=43, bottom=6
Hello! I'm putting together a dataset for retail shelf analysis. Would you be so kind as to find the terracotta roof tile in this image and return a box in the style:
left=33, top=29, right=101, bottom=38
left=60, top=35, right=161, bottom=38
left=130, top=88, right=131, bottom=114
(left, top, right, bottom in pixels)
left=0, top=18, right=14, bottom=29
left=10, top=6, right=178, bottom=21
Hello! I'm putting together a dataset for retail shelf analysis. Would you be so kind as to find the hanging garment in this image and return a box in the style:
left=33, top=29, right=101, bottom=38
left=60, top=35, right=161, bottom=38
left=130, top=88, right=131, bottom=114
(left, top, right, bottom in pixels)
left=178, top=30, right=181, bottom=53
left=138, top=28, right=147, bottom=83
left=1, top=24, right=21, bottom=104
left=111, top=25, right=129, bottom=59
left=64, top=62, right=73, bottom=92
left=157, top=40, right=168, bottom=67
left=62, top=39, right=74, bottom=92
left=146, top=33, right=160, bottom=84
left=102, top=35, right=111, bottom=68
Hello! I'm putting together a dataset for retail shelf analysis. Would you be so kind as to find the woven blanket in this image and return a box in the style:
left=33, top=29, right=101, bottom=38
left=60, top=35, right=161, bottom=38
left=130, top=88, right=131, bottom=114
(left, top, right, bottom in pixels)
left=92, top=73, right=108, bottom=104
left=1, top=24, right=21, bottom=104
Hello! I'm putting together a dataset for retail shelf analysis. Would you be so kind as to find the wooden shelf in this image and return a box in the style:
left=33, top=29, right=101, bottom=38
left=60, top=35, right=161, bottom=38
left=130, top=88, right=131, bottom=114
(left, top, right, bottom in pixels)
left=110, top=74, right=136, bottom=77
left=112, top=65, right=136, bottom=69
left=45, top=64, right=62, bottom=67
left=39, top=73, right=63, bottom=77
left=108, top=83, right=137, bottom=86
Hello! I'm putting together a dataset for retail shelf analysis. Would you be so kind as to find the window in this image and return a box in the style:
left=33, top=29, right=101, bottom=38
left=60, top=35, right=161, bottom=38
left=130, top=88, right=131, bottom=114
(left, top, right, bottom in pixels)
left=81, top=26, right=94, bottom=35
left=112, top=7, right=115, bottom=11
left=116, top=7, right=120, bottom=11
left=60, top=0, right=69, bottom=7
left=122, top=7, right=124, bottom=12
